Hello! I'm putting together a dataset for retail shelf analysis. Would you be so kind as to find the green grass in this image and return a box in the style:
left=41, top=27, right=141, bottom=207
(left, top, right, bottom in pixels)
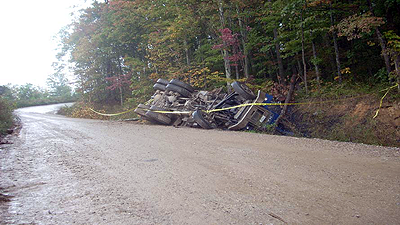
left=0, top=97, right=14, bottom=135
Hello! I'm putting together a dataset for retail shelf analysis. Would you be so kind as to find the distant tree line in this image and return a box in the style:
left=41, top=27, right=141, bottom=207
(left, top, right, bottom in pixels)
left=0, top=72, right=76, bottom=108
left=55, top=0, right=400, bottom=106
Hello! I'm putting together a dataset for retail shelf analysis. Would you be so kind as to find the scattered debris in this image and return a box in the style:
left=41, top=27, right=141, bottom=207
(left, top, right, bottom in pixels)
left=268, top=212, right=288, bottom=224
left=135, top=79, right=281, bottom=131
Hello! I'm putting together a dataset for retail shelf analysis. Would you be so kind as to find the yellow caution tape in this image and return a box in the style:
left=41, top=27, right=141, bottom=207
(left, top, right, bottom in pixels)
left=89, top=107, right=138, bottom=117
left=373, top=83, right=399, bottom=119
left=89, top=98, right=156, bottom=117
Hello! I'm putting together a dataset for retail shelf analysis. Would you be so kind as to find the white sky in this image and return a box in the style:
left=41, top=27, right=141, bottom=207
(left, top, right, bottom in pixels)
left=0, top=0, right=92, bottom=88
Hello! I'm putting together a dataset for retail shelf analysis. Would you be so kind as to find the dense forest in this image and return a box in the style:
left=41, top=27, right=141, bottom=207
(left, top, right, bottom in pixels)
left=55, top=0, right=400, bottom=107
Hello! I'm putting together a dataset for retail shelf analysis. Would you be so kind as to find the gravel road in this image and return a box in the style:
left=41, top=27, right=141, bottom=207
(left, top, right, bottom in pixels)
left=1, top=103, right=399, bottom=224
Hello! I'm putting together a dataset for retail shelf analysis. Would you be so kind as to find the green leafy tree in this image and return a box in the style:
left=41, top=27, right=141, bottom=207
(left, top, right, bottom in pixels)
left=47, top=63, right=72, bottom=99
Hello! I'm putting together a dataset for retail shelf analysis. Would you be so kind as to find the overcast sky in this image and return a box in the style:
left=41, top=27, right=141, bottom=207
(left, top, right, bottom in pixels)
left=0, top=0, right=92, bottom=87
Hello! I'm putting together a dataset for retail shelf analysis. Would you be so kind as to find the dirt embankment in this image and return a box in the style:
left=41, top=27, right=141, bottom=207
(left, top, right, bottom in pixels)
left=288, top=96, right=399, bottom=147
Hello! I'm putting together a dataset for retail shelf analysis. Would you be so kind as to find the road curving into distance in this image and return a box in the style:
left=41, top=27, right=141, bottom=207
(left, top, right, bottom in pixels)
left=0, top=103, right=399, bottom=224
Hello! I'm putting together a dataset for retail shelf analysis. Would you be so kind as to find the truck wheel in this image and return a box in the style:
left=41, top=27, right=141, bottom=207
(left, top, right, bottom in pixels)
left=156, top=78, right=169, bottom=86
left=145, top=111, right=171, bottom=125
left=169, top=79, right=195, bottom=93
left=192, top=110, right=213, bottom=129
left=231, top=81, right=256, bottom=100
left=134, top=104, right=150, bottom=117
left=166, top=84, right=192, bottom=98
left=153, top=83, right=166, bottom=91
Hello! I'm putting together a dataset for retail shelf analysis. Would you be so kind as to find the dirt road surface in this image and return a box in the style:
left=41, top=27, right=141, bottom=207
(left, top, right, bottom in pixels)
left=1, top=104, right=399, bottom=224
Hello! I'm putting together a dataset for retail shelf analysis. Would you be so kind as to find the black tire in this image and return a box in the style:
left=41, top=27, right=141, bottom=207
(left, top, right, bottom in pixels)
left=134, top=104, right=150, bottom=117
left=231, top=81, right=256, bottom=100
left=169, top=79, right=195, bottom=93
left=145, top=111, right=171, bottom=125
left=192, top=110, right=213, bottom=129
left=156, top=78, right=169, bottom=86
left=153, top=83, right=166, bottom=91
left=166, top=83, right=192, bottom=97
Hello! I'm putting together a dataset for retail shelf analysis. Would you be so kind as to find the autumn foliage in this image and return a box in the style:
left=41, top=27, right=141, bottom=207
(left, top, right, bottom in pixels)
left=56, top=0, right=400, bottom=107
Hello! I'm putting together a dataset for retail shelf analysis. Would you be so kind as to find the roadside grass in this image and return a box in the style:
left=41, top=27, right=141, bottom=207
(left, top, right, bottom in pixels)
left=0, top=97, right=14, bottom=135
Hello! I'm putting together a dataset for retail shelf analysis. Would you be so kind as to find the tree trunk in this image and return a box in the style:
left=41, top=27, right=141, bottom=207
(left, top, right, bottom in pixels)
left=235, top=64, right=239, bottom=79
left=367, top=0, right=392, bottom=76
left=301, top=8, right=308, bottom=95
left=274, top=72, right=297, bottom=128
left=332, top=32, right=342, bottom=82
left=237, top=5, right=249, bottom=78
left=311, top=38, right=321, bottom=89
left=376, top=29, right=392, bottom=75
left=116, top=57, right=124, bottom=106
left=223, top=49, right=232, bottom=86
left=218, top=0, right=232, bottom=91
left=274, top=28, right=285, bottom=84
left=119, top=85, right=123, bottom=107
left=243, top=48, right=250, bottom=78
left=297, top=60, right=303, bottom=81
left=268, top=0, right=284, bottom=83
left=184, top=39, right=190, bottom=66
left=330, top=3, right=342, bottom=82
left=395, top=54, right=400, bottom=92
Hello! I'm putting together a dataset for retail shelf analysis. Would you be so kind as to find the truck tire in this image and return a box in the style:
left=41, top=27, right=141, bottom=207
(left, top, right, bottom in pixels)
left=156, top=78, right=169, bottom=86
left=192, top=110, right=213, bottom=129
left=134, top=104, right=150, bottom=117
left=231, top=81, right=256, bottom=100
left=153, top=83, right=166, bottom=91
left=145, top=110, right=171, bottom=125
left=166, top=83, right=192, bottom=98
left=169, top=79, right=195, bottom=93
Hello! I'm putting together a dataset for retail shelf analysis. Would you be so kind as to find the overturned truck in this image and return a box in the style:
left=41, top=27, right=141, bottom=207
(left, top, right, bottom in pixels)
left=135, top=79, right=281, bottom=131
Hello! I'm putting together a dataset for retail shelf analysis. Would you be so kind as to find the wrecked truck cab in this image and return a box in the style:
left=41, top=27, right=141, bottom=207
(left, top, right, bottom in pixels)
left=228, top=91, right=274, bottom=130
left=227, top=90, right=280, bottom=131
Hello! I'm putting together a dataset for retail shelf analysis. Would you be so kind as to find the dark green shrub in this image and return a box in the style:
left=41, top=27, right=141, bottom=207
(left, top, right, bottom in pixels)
left=0, top=97, right=14, bottom=135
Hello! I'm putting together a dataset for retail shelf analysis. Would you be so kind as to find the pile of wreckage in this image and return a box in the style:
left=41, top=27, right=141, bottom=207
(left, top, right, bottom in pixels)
left=134, top=79, right=281, bottom=131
